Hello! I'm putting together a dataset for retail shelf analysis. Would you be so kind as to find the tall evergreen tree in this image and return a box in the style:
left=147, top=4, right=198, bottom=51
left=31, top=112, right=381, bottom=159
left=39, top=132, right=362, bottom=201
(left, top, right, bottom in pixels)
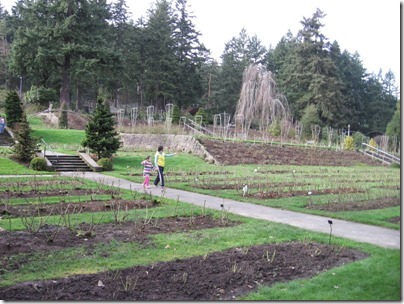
left=107, top=0, right=132, bottom=108
left=198, top=58, right=221, bottom=111
left=4, top=90, right=23, bottom=127
left=8, top=0, right=113, bottom=109
left=276, top=9, right=344, bottom=127
left=129, top=20, right=148, bottom=109
left=363, top=73, right=396, bottom=134
left=172, top=0, right=206, bottom=109
left=300, top=104, right=321, bottom=139
left=143, top=0, right=178, bottom=110
left=266, top=31, right=297, bottom=76
left=12, top=114, right=36, bottom=162
left=385, top=101, right=400, bottom=144
left=82, top=98, right=121, bottom=159
left=58, top=102, right=68, bottom=129
left=0, top=13, right=9, bottom=87
left=218, top=28, right=267, bottom=116
left=332, top=47, right=368, bottom=131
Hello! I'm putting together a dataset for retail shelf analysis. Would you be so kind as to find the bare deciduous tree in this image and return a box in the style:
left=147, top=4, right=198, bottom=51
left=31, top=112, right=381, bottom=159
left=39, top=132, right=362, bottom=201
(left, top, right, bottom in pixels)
left=235, top=64, right=290, bottom=137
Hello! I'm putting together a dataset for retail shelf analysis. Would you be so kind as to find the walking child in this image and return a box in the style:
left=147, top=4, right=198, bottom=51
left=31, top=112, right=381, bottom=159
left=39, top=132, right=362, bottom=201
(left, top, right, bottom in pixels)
left=141, top=156, right=154, bottom=189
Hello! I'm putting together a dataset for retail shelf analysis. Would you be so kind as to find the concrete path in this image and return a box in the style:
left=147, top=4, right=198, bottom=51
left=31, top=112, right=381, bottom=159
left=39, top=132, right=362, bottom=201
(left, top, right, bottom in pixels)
left=59, top=172, right=401, bottom=250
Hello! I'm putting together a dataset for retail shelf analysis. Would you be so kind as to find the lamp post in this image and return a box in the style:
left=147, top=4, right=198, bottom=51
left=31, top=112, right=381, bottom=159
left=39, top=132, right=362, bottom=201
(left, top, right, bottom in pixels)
left=19, top=76, right=22, bottom=99
left=328, top=220, right=333, bottom=245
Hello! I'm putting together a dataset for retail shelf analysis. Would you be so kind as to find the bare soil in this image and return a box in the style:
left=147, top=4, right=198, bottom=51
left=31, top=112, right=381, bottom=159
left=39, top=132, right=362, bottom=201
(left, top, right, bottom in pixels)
left=0, top=223, right=368, bottom=300
left=0, top=215, right=237, bottom=258
left=305, top=197, right=400, bottom=211
left=199, top=138, right=383, bottom=166
left=0, top=188, right=115, bottom=199
left=0, top=198, right=157, bottom=218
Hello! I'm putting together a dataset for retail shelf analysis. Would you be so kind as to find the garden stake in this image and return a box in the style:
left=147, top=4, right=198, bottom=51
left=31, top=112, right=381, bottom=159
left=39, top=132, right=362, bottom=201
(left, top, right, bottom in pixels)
left=328, top=219, right=333, bottom=245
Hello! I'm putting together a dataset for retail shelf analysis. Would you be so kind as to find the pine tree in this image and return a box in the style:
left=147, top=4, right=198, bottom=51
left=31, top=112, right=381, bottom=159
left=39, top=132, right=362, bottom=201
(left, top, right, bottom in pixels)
left=300, top=104, right=321, bottom=139
left=143, top=0, right=178, bottom=109
left=385, top=101, right=400, bottom=141
left=12, top=115, right=36, bottom=163
left=9, top=0, right=113, bottom=108
left=4, top=90, right=24, bottom=128
left=195, top=107, right=207, bottom=124
left=172, top=0, right=206, bottom=108
left=219, top=29, right=267, bottom=115
left=171, top=104, right=181, bottom=124
left=82, top=98, right=121, bottom=160
left=275, top=9, right=344, bottom=127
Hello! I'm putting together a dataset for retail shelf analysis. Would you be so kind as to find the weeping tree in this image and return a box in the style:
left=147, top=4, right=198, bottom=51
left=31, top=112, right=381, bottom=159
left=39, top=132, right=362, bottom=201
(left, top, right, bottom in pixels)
left=235, top=64, right=290, bottom=137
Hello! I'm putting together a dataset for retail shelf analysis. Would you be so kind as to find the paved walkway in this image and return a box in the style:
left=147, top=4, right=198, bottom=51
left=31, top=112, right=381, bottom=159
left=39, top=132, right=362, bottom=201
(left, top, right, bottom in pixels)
left=60, top=172, right=401, bottom=250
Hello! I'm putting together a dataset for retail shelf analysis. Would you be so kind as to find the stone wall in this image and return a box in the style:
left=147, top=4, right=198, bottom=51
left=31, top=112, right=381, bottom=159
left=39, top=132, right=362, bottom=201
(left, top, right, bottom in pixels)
left=119, top=133, right=218, bottom=164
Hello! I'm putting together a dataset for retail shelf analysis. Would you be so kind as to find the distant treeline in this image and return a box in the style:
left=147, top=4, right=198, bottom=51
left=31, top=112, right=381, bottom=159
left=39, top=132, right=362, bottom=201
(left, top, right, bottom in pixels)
left=0, top=1, right=399, bottom=137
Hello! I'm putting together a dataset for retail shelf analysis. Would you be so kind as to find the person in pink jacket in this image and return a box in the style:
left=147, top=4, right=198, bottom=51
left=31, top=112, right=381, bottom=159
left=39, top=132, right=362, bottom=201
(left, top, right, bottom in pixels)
left=141, top=156, right=154, bottom=189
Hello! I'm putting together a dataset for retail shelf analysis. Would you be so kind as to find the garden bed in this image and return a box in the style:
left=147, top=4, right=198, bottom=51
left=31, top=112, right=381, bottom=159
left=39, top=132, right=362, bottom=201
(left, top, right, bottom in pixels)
left=199, top=139, right=382, bottom=166
left=0, top=236, right=367, bottom=300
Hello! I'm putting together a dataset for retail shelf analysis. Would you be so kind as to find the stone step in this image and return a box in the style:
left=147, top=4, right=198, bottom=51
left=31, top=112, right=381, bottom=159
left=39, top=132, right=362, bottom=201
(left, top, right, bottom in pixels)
left=45, top=155, right=92, bottom=172
left=46, top=156, right=82, bottom=160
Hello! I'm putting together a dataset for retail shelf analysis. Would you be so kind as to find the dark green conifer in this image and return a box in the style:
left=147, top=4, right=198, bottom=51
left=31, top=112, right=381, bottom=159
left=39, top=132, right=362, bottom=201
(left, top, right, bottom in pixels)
left=4, top=91, right=24, bottom=128
left=82, top=98, right=121, bottom=160
left=12, top=115, right=36, bottom=163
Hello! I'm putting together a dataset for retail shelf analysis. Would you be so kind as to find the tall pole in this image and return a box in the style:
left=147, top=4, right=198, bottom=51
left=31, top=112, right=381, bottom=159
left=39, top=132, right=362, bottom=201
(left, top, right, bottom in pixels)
left=19, top=76, right=22, bottom=99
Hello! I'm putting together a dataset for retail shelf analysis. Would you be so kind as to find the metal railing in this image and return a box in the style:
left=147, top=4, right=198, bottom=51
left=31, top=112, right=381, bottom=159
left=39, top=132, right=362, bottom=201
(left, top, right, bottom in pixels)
left=40, top=138, right=58, bottom=160
left=181, top=117, right=215, bottom=136
left=361, top=143, right=400, bottom=165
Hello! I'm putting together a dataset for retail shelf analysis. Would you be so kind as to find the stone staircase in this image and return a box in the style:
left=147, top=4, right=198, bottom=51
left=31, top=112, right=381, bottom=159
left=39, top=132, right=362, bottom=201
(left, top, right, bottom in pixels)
left=0, top=129, right=15, bottom=146
left=45, top=155, right=93, bottom=172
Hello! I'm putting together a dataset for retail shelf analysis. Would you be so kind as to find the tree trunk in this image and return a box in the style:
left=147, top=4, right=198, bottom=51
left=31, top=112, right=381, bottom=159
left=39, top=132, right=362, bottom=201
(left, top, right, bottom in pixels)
left=75, top=81, right=82, bottom=111
left=60, top=54, right=71, bottom=109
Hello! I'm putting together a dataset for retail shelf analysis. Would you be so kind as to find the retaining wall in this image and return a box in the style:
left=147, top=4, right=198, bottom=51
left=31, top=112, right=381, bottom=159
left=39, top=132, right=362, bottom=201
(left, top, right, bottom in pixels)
left=119, top=133, right=218, bottom=164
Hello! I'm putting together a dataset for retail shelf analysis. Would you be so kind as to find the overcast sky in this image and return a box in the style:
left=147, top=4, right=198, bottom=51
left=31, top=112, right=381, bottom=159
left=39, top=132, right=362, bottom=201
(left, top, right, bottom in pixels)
left=1, top=0, right=401, bottom=86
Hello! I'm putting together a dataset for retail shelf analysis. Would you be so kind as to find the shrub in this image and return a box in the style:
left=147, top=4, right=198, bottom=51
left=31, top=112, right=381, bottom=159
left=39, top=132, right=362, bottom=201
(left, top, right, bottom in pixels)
left=287, top=127, right=296, bottom=139
left=352, top=131, right=367, bottom=150
left=385, top=101, right=400, bottom=139
left=29, top=157, right=48, bottom=171
left=368, top=138, right=377, bottom=150
left=390, top=162, right=400, bottom=169
left=343, top=136, right=355, bottom=151
left=300, top=104, right=321, bottom=139
left=268, top=119, right=281, bottom=136
left=24, top=86, right=57, bottom=106
left=97, top=157, right=113, bottom=171
left=195, top=108, right=208, bottom=125
left=171, top=104, right=181, bottom=125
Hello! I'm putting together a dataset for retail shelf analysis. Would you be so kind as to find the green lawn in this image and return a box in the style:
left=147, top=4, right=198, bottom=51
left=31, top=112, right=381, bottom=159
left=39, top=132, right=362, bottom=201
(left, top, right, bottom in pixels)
left=105, top=151, right=400, bottom=230
left=0, top=126, right=400, bottom=300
